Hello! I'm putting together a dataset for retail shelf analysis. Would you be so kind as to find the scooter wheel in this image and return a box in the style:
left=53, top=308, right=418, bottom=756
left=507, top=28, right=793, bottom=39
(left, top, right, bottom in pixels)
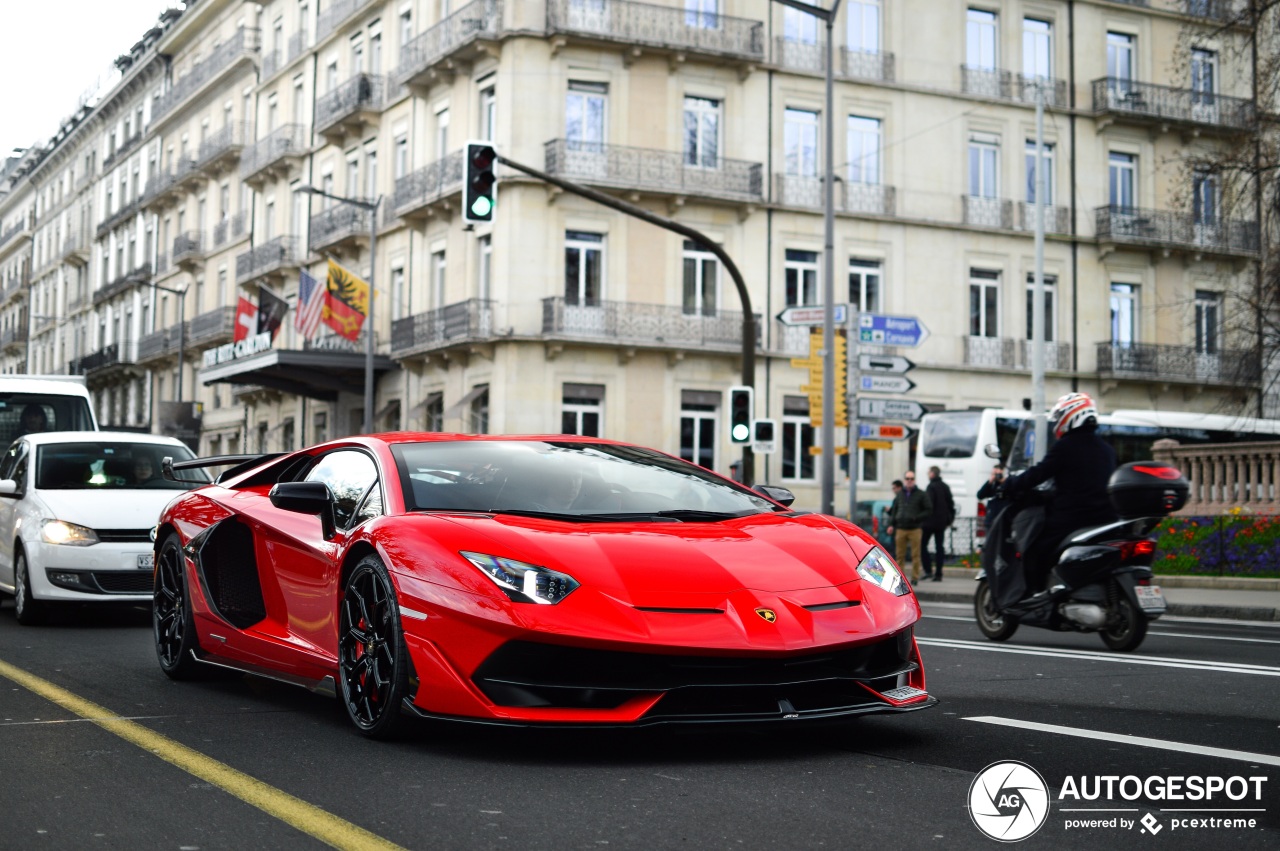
left=975, top=579, right=1019, bottom=641
left=1100, top=589, right=1147, bottom=652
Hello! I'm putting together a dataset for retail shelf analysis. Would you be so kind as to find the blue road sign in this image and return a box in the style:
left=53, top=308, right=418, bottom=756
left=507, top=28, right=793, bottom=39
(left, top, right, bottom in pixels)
left=857, top=313, right=930, bottom=347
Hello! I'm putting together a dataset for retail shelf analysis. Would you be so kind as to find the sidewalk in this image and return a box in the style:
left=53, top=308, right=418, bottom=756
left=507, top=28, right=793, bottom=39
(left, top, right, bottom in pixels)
left=908, top=567, right=1280, bottom=622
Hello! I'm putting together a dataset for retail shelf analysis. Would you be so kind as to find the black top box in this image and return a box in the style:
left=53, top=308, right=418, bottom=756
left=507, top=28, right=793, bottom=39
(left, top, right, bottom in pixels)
left=1107, top=461, right=1190, bottom=520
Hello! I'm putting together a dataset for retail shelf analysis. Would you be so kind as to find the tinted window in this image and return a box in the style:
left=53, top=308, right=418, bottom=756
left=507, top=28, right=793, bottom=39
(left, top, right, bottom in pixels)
left=36, top=442, right=205, bottom=490
left=0, top=393, right=96, bottom=445
left=304, top=450, right=378, bottom=528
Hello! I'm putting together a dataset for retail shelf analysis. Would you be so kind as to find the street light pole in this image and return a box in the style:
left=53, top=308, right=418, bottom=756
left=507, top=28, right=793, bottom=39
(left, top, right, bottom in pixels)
left=152, top=283, right=188, bottom=403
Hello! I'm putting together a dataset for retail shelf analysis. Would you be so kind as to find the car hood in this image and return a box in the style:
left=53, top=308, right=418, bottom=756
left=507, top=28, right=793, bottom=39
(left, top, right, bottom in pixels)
left=34, top=489, right=180, bottom=531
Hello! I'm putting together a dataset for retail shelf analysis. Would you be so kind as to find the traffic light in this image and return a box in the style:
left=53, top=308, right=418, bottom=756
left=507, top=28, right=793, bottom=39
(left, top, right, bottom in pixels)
left=833, top=329, right=849, bottom=427
left=728, top=386, right=753, bottom=444
left=464, top=142, right=496, bottom=224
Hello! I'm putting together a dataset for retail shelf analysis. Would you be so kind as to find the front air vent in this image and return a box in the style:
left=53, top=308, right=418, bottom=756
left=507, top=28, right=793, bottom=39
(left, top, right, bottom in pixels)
left=802, top=600, right=861, bottom=612
left=634, top=607, right=725, bottom=614
left=95, top=529, right=154, bottom=543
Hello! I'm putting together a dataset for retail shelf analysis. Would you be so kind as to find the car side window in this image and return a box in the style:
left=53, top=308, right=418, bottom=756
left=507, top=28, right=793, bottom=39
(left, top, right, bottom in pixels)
left=351, top=481, right=383, bottom=527
left=303, top=450, right=378, bottom=530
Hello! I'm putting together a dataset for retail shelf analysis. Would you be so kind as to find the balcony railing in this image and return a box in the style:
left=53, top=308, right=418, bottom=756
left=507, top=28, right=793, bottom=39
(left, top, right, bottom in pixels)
left=773, top=175, right=895, bottom=215
left=1096, top=342, right=1259, bottom=386
left=288, top=29, right=309, bottom=61
left=546, top=139, right=763, bottom=202
left=397, top=0, right=504, bottom=87
left=188, top=305, right=236, bottom=347
left=69, top=341, right=137, bottom=376
left=317, top=0, right=374, bottom=43
left=1092, top=77, right=1255, bottom=132
left=0, top=325, right=28, bottom=351
left=542, top=296, right=760, bottom=350
left=0, top=213, right=32, bottom=252
left=61, top=228, right=91, bottom=263
left=137, top=322, right=188, bottom=363
left=961, top=67, right=1068, bottom=107
left=393, top=151, right=465, bottom=219
left=964, top=336, right=1072, bottom=370
left=547, top=0, right=764, bottom=63
left=236, top=235, right=300, bottom=284
left=94, top=263, right=152, bottom=306
left=315, top=73, right=384, bottom=137
left=1096, top=205, right=1259, bottom=256
left=103, top=132, right=144, bottom=170
left=310, top=205, right=373, bottom=252
left=197, top=121, right=250, bottom=173
left=1181, top=0, right=1249, bottom=23
left=962, top=196, right=1012, bottom=229
left=1015, top=201, right=1072, bottom=235
left=773, top=38, right=895, bottom=82
left=212, top=210, right=250, bottom=247
left=391, top=298, right=495, bottom=356
left=152, top=28, right=261, bottom=123
left=172, top=231, right=205, bottom=268
left=240, top=124, right=309, bottom=184
left=95, top=196, right=142, bottom=238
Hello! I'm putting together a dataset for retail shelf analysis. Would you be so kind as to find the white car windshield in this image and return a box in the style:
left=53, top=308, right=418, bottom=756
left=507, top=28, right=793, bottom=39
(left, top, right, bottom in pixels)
left=36, top=442, right=208, bottom=491
left=393, top=440, right=780, bottom=520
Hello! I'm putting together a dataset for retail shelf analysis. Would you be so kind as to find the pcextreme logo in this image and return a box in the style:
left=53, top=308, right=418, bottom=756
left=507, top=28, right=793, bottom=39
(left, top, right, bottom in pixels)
left=968, top=760, right=1051, bottom=842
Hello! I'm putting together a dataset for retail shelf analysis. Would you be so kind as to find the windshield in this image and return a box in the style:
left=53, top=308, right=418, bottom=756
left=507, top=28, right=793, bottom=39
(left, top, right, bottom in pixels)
left=393, top=440, right=779, bottom=519
left=921, top=412, right=981, bottom=458
left=0, top=393, right=96, bottom=446
left=36, top=442, right=208, bottom=490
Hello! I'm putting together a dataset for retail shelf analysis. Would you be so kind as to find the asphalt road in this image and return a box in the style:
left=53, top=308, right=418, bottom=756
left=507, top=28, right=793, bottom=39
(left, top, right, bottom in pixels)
left=0, top=597, right=1275, bottom=850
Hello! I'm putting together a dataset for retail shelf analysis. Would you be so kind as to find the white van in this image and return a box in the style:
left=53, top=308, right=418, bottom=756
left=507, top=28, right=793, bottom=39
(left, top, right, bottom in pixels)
left=0, top=376, right=99, bottom=445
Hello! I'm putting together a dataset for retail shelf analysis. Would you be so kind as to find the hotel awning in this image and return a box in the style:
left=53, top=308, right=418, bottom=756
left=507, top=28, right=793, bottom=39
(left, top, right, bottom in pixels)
left=198, top=346, right=397, bottom=401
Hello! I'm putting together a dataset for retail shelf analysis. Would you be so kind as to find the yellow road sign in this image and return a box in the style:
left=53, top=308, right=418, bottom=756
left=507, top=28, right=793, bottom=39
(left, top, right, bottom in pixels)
left=858, top=439, right=894, bottom=451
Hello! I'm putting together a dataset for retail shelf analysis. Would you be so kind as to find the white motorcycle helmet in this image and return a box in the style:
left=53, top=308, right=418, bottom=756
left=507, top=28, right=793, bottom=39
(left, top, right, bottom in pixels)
left=1050, top=392, right=1098, bottom=438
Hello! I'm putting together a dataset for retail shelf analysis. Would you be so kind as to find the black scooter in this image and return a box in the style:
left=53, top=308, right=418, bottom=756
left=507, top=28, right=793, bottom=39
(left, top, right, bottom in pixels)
left=973, top=461, right=1189, bottom=652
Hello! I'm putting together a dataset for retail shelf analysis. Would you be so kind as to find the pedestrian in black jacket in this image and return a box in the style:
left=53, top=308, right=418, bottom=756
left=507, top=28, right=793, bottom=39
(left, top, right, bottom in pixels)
left=921, top=466, right=955, bottom=581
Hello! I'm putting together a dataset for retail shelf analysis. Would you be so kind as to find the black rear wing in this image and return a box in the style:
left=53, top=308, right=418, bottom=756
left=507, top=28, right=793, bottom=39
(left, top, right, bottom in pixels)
left=161, top=453, right=285, bottom=485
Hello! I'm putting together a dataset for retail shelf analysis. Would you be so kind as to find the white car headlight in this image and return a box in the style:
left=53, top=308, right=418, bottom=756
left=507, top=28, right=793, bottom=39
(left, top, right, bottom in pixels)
left=856, top=546, right=909, bottom=596
left=461, top=551, right=579, bottom=605
left=42, top=519, right=100, bottom=547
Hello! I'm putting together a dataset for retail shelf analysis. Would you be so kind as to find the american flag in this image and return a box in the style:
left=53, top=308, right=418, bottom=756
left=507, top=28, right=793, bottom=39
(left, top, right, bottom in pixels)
left=295, top=268, right=325, bottom=340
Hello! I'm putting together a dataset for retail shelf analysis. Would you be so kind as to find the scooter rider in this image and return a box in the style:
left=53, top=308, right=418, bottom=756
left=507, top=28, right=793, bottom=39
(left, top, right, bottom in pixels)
left=1001, top=392, right=1118, bottom=593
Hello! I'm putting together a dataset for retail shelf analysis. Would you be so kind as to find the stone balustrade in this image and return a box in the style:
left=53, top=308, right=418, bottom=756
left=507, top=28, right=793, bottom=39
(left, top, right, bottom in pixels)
left=1152, top=438, right=1280, bottom=515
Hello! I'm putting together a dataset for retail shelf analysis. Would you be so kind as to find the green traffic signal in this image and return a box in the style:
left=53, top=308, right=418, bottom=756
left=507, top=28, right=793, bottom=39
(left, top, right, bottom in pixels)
left=470, top=196, right=493, bottom=217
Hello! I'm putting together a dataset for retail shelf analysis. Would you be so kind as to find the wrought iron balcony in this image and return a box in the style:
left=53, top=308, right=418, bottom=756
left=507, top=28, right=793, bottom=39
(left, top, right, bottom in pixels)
left=236, top=235, right=300, bottom=284
left=964, top=336, right=1073, bottom=371
left=197, top=121, right=250, bottom=174
left=316, top=0, right=375, bottom=43
left=774, top=175, right=895, bottom=215
left=547, top=0, right=764, bottom=64
left=310, top=205, right=373, bottom=253
left=136, top=322, right=188, bottom=364
left=393, top=151, right=465, bottom=220
left=61, top=228, right=91, bottom=265
left=94, top=263, right=152, bottom=306
left=1095, top=205, right=1259, bottom=257
left=152, top=28, right=261, bottom=124
left=391, top=298, right=496, bottom=357
left=1181, top=0, right=1248, bottom=23
left=961, top=67, right=1068, bottom=108
left=103, top=132, right=144, bottom=171
left=1096, top=342, right=1258, bottom=386
left=398, top=0, right=503, bottom=88
left=188, top=305, right=235, bottom=348
left=212, top=210, right=250, bottom=247
left=773, top=38, right=895, bottom=82
left=315, top=73, right=384, bottom=140
left=546, top=139, right=763, bottom=203
left=69, top=341, right=137, bottom=377
left=542, top=296, right=760, bottom=352
left=0, top=325, right=28, bottom=352
left=240, top=124, right=309, bottom=186
left=95, top=196, right=142, bottom=238
left=962, top=196, right=1012, bottom=229
left=173, top=231, right=205, bottom=269
left=1092, top=77, right=1254, bottom=133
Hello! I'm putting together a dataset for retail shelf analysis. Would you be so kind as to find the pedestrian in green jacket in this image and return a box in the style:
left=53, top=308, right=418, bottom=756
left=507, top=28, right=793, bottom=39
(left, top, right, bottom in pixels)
left=887, top=470, right=933, bottom=583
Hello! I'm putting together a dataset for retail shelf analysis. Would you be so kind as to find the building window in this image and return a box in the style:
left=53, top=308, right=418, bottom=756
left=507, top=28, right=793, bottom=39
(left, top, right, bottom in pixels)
left=565, top=231, right=603, bottom=306
left=847, top=0, right=880, bottom=53
left=435, top=106, right=449, bottom=157
left=969, top=137, right=999, bottom=198
left=783, top=6, right=817, bottom=43
left=785, top=249, right=819, bottom=307
left=1109, top=151, right=1136, bottom=210
left=390, top=266, right=405, bottom=320
left=479, top=84, right=496, bottom=141
left=1110, top=283, right=1138, bottom=346
left=1195, top=290, right=1220, bottom=355
left=1022, top=18, right=1052, bottom=80
left=424, top=392, right=443, bottom=431
left=781, top=397, right=815, bottom=481
left=478, top=234, right=492, bottom=300
left=1107, top=32, right=1135, bottom=93
left=966, top=8, right=998, bottom=71
left=469, top=386, right=489, bottom=434
left=859, top=445, right=880, bottom=485
left=566, top=82, right=607, bottom=151
left=399, top=7, right=413, bottom=58
left=685, top=0, right=718, bottom=29
left=1191, top=48, right=1217, bottom=103
left=431, top=249, right=446, bottom=306
left=783, top=108, right=819, bottom=177
left=562, top=383, right=604, bottom=436
left=1024, top=140, right=1054, bottom=204
left=282, top=418, right=295, bottom=452
left=969, top=268, right=1000, bottom=338
left=683, top=96, right=720, bottom=168
left=682, top=239, right=718, bottom=315
left=1193, top=168, right=1217, bottom=226
left=1024, top=274, right=1057, bottom=342
left=365, top=146, right=377, bottom=199
left=394, top=133, right=409, bottom=178
left=847, top=116, right=881, bottom=185
left=849, top=258, right=882, bottom=313
left=313, top=410, right=328, bottom=443
left=679, top=391, right=718, bottom=471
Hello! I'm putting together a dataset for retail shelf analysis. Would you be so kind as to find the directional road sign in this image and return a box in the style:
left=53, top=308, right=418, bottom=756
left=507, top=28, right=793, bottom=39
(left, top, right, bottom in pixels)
left=858, top=354, right=916, bottom=374
left=859, top=374, right=916, bottom=394
left=777, top=304, right=848, bottom=326
left=857, top=398, right=927, bottom=422
left=857, top=439, right=894, bottom=451
left=857, top=313, right=930, bottom=347
left=858, top=423, right=915, bottom=441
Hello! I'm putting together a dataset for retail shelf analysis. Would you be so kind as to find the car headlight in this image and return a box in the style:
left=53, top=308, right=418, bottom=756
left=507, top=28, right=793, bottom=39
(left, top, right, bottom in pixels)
left=461, top=551, right=579, bottom=605
left=856, top=546, right=909, bottom=596
left=42, top=519, right=100, bottom=547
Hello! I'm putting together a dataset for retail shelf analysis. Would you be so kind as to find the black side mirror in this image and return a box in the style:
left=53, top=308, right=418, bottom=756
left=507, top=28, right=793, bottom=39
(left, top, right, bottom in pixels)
left=753, top=484, right=796, bottom=507
left=270, top=481, right=336, bottom=539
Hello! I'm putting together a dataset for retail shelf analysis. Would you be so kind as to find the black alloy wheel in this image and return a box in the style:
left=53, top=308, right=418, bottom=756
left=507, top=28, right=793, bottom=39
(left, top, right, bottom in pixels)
left=154, top=533, right=201, bottom=678
left=974, top=579, right=1019, bottom=641
left=14, top=549, right=48, bottom=626
left=338, top=555, right=411, bottom=739
left=1100, top=583, right=1148, bottom=652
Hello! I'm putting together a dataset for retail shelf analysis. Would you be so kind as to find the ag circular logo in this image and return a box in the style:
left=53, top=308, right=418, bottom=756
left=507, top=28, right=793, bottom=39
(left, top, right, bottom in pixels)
left=968, top=760, right=1050, bottom=842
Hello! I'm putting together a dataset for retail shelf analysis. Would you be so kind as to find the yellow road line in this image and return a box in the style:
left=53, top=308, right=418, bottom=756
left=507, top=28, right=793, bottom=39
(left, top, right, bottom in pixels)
left=0, top=657, right=405, bottom=851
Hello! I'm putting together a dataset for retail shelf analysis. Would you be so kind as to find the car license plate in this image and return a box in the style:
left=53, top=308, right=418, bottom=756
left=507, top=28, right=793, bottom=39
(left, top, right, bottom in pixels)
left=1135, top=585, right=1165, bottom=611
left=881, top=686, right=928, bottom=702
left=137, top=553, right=154, bottom=569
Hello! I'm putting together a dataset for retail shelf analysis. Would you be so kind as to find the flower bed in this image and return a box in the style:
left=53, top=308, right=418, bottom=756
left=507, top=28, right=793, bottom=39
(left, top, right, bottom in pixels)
left=1153, top=513, right=1280, bottom=578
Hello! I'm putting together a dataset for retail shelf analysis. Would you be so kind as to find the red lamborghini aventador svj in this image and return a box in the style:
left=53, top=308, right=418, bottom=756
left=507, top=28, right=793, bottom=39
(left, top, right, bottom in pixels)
left=152, top=434, right=934, bottom=738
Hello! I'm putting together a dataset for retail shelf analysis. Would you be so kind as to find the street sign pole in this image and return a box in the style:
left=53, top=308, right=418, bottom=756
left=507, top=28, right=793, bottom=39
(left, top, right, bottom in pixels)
left=848, top=308, right=859, bottom=523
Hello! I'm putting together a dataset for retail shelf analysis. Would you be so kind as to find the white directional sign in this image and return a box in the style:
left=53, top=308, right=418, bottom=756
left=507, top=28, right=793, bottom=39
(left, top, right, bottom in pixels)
left=858, top=354, right=916, bottom=374
left=857, top=398, right=927, bottom=422
left=777, top=304, right=848, bottom=326
left=859, top=374, right=916, bottom=394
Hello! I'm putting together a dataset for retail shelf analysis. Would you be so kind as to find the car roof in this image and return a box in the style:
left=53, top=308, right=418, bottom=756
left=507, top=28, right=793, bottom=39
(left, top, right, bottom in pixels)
left=0, top=376, right=90, bottom=395
left=19, top=431, right=191, bottom=447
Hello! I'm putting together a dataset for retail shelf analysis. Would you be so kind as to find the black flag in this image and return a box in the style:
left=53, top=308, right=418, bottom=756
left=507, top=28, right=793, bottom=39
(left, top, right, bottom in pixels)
left=257, top=286, right=289, bottom=340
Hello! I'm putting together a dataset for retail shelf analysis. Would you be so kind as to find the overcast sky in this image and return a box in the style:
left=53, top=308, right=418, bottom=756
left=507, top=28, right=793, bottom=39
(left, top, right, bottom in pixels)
left=1, top=1, right=178, bottom=157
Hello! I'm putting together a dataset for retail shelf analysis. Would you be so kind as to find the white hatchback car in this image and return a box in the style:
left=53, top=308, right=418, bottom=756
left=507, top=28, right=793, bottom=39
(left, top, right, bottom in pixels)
left=0, top=432, right=207, bottom=624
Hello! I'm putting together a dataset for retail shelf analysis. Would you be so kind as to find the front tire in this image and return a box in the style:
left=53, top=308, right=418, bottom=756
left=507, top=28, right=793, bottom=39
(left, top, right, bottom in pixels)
left=154, top=533, right=202, bottom=678
left=14, top=550, right=48, bottom=626
left=338, top=555, right=411, bottom=739
left=974, top=579, right=1018, bottom=641
left=1100, top=586, right=1148, bottom=652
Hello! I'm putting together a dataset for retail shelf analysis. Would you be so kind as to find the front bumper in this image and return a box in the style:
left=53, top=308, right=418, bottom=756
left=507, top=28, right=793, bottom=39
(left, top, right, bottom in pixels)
left=25, top=540, right=154, bottom=602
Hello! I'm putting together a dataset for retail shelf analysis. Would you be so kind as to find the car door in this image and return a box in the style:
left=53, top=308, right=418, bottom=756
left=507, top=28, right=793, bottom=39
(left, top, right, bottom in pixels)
left=0, top=440, right=29, bottom=588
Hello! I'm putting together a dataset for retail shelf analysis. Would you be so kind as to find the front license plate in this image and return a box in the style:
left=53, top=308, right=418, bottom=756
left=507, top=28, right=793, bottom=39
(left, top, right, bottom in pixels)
left=1135, top=585, right=1165, bottom=610
left=881, top=686, right=928, bottom=701
left=137, top=553, right=154, bottom=569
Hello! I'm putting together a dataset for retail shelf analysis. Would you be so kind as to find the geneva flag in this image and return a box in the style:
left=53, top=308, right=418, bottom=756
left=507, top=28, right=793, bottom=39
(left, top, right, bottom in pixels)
left=323, top=259, right=369, bottom=342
